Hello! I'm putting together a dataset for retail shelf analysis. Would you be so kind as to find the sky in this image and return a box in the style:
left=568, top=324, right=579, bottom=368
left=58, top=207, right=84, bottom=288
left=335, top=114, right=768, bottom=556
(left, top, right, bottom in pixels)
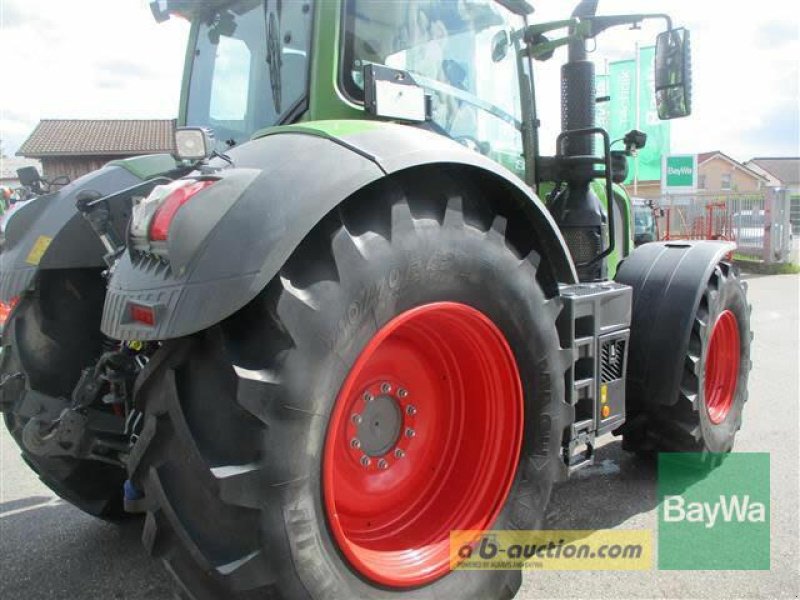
left=0, top=0, right=798, bottom=162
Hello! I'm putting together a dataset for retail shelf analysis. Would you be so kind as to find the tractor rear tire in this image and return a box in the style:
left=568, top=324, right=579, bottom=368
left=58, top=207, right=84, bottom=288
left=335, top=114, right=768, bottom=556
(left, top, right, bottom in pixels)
left=129, top=170, right=571, bottom=599
left=1, top=269, right=127, bottom=518
left=623, top=262, right=751, bottom=454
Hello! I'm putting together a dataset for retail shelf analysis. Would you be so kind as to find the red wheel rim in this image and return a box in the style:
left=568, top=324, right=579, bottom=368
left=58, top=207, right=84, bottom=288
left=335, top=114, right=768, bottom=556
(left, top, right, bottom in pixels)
left=323, top=302, right=523, bottom=587
left=704, top=309, right=740, bottom=424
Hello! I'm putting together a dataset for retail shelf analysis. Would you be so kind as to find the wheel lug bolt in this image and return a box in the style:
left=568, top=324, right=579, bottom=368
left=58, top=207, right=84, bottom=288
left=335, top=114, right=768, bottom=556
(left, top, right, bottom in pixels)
left=350, top=438, right=361, bottom=449
left=405, top=427, right=416, bottom=438
left=381, top=382, right=391, bottom=393
left=398, top=388, right=408, bottom=398
left=351, top=413, right=362, bottom=425
left=360, top=455, right=371, bottom=467
left=405, top=404, right=417, bottom=416
left=363, top=392, right=373, bottom=403
left=394, top=448, right=405, bottom=459
left=377, top=459, right=388, bottom=470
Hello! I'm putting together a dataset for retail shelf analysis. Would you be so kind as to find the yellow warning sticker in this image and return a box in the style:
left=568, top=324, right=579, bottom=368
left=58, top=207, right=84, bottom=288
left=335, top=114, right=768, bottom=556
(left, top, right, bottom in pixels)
left=25, top=235, right=53, bottom=265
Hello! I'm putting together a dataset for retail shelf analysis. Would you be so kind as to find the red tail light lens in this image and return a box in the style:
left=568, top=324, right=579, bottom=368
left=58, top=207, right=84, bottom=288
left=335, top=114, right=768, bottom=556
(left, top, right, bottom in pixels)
left=149, top=180, right=215, bottom=242
left=129, top=303, right=156, bottom=326
left=0, top=296, right=20, bottom=327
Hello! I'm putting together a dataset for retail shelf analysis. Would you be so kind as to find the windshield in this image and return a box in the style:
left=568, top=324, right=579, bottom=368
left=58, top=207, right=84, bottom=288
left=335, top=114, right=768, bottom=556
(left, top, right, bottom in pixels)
left=342, top=0, right=526, bottom=176
left=186, top=0, right=312, bottom=149
left=633, top=205, right=655, bottom=233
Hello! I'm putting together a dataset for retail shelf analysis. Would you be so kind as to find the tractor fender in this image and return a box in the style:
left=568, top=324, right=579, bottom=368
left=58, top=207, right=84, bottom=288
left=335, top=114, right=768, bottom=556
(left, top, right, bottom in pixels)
left=101, top=122, right=577, bottom=341
left=0, top=164, right=144, bottom=302
left=614, top=240, right=736, bottom=413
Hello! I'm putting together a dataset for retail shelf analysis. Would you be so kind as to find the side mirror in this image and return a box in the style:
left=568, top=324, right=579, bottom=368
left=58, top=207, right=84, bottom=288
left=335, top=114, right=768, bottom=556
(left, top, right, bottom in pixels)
left=491, top=30, right=510, bottom=63
left=655, top=28, right=692, bottom=120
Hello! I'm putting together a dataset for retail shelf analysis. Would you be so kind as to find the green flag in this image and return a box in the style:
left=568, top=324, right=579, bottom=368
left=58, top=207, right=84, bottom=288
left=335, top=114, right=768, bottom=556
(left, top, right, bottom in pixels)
left=608, top=59, right=637, bottom=146
left=636, top=46, right=670, bottom=182
left=602, top=51, right=671, bottom=184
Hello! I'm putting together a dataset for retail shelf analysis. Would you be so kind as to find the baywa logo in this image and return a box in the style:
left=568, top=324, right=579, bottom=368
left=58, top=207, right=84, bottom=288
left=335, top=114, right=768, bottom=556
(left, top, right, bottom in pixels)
left=658, top=453, right=770, bottom=570
left=668, top=166, right=693, bottom=176
left=663, top=494, right=766, bottom=528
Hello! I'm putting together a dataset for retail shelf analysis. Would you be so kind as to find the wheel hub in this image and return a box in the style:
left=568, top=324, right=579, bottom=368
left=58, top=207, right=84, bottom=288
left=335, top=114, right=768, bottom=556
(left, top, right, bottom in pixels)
left=346, top=381, right=416, bottom=470
left=353, top=394, right=403, bottom=457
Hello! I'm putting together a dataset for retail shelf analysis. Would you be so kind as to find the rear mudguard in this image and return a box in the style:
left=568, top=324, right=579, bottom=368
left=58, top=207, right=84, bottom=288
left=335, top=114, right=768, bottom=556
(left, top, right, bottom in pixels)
left=101, top=121, right=578, bottom=341
left=0, top=155, right=176, bottom=302
left=614, top=240, right=737, bottom=413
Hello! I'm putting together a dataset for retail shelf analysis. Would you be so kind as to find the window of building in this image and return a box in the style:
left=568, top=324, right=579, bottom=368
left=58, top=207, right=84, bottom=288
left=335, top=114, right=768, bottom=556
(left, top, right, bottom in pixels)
left=721, top=173, right=732, bottom=190
left=698, top=174, right=706, bottom=189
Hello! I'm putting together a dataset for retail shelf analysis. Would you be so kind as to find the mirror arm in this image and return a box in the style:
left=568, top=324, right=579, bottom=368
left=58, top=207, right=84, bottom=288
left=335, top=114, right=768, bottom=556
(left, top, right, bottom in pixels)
left=519, top=12, right=673, bottom=62
left=581, top=13, right=673, bottom=38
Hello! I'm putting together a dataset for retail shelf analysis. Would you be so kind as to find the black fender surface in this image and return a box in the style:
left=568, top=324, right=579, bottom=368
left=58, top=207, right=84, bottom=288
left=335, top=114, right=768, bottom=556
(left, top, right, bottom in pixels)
left=0, top=164, right=143, bottom=301
left=614, top=240, right=736, bottom=412
left=101, top=121, right=577, bottom=341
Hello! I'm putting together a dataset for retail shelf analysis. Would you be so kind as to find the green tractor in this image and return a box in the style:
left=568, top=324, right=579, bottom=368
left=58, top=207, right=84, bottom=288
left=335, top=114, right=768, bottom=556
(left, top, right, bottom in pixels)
left=0, top=1, right=751, bottom=598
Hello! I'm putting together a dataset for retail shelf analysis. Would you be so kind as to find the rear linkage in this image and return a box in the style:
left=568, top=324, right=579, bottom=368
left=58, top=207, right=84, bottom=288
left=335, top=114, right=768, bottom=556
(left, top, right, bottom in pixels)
left=10, top=149, right=227, bottom=478
left=1, top=180, right=183, bottom=470
left=18, top=342, right=151, bottom=467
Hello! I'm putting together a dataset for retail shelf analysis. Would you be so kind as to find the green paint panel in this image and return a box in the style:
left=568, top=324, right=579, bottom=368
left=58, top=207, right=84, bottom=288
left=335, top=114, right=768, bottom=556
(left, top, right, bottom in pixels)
left=107, top=154, right=177, bottom=180
left=252, top=119, right=380, bottom=142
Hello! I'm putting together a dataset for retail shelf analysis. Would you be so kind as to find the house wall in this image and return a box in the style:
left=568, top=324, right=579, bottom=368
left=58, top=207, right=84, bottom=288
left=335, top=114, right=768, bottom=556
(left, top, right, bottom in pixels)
left=40, top=155, right=125, bottom=183
left=698, top=156, right=762, bottom=193
left=624, top=180, right=661, bottom=199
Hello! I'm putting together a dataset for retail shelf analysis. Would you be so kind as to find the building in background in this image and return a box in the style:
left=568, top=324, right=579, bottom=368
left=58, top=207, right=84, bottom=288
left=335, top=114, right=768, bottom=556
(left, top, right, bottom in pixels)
left=745, top=157, right=800, bottom=234
left=16, top=119, right=175, bottom=182
left=625, top=151, right=768, bottom=199
left=695, top=151, right=767, bottom=193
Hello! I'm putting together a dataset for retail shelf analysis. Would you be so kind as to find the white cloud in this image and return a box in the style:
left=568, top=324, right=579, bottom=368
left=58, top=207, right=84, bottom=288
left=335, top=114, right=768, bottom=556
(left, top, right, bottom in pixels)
left=1, top=0, right=798, bottom=161
left=0, top=0, right=188, bottom=154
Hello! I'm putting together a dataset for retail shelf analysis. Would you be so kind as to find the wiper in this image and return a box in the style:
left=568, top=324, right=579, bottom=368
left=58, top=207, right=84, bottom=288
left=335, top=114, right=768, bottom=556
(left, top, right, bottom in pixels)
left=409, top=71, right=522, bottom=132
left=265, top=5, right=282, bottom=114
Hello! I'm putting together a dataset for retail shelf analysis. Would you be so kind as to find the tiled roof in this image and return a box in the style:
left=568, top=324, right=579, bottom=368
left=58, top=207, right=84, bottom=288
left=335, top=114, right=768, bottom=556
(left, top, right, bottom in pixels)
left=16, top=119, right=176, bottom=157
left=747, top=157, right=800, bottom=185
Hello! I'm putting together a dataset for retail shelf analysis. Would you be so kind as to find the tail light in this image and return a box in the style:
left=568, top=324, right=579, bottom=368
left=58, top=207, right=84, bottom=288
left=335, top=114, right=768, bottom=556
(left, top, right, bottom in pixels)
left=149, top=180, right=215, bottom=241
left=131, top=179, right=215, bottom=245
left=0, top=296, right=20, bottom=328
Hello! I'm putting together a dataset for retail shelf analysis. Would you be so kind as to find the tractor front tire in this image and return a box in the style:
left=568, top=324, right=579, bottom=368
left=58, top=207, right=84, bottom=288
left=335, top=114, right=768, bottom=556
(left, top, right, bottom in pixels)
left=129, top=170, right=571, bottom=599
left=623, top=262, right=751, bottom=454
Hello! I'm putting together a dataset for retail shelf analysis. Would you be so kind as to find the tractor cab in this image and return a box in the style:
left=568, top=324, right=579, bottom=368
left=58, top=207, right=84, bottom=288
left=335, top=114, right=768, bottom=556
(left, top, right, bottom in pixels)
left=340, top=0, right=528, bottom=177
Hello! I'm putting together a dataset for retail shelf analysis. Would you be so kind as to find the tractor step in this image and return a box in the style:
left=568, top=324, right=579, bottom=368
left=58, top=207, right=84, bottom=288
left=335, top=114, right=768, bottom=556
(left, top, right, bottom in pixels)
left=557, top=281, right=632, bottom=472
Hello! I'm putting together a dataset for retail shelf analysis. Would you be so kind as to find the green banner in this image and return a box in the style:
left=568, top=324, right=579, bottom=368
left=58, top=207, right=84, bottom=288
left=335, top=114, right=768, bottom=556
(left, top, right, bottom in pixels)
left=608, top=59, right=637, bottom=149
left=636, top=46, right=670, bottom=182
left=598, top=48, right=671, bottom=185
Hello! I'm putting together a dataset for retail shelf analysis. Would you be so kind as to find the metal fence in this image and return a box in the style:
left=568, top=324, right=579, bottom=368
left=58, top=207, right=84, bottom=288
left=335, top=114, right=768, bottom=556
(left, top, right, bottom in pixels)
left=656, top=189, right=794, bottom=263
